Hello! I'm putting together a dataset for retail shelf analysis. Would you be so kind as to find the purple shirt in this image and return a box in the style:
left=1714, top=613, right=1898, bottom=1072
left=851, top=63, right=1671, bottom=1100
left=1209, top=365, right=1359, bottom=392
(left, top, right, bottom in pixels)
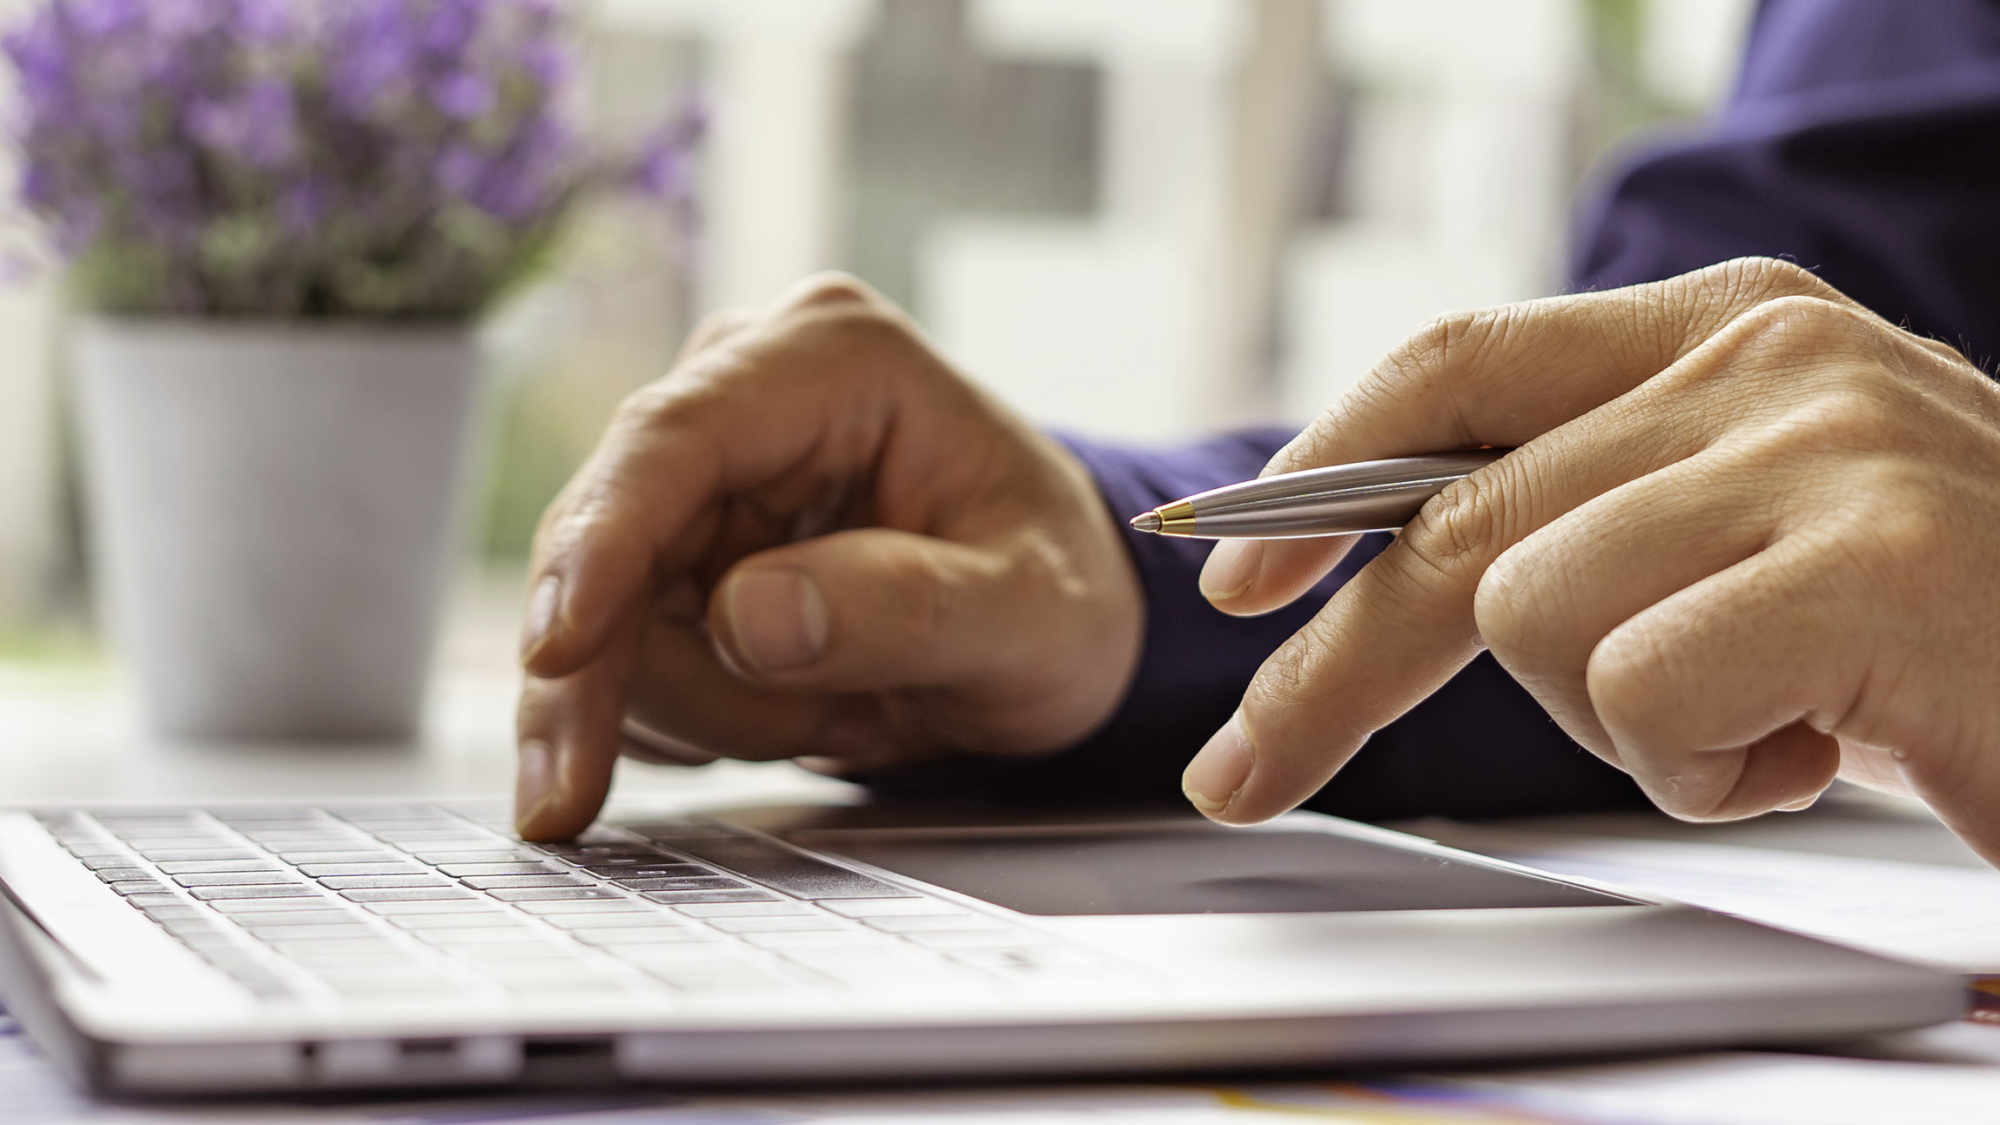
left=869, top=0, right=2000, bottom=817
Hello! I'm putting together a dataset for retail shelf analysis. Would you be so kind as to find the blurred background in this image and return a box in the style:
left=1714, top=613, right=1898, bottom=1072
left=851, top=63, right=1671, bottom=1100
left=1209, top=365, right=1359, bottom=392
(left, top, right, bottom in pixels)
left=0, top=0, right=1750, bottom=718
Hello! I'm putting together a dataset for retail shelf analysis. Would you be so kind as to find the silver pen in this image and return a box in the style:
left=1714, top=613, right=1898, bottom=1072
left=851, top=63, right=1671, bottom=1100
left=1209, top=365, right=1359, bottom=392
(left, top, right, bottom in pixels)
left=1127, top=449, right=1507, bottom=539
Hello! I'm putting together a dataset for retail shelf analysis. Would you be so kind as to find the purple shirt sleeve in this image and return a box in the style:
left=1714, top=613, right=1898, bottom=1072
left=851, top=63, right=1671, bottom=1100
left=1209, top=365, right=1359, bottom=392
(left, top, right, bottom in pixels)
left=864, top=0, right=2000, bottom=816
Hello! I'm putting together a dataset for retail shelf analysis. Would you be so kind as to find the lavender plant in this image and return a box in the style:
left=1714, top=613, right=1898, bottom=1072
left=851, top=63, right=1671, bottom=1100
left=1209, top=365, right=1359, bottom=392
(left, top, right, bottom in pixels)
left=3, top=0, right=700, bottom=318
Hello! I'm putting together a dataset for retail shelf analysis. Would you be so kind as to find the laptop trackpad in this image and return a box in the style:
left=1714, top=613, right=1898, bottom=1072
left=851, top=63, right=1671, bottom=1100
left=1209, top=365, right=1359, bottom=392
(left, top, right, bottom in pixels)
left=804, top=826, right=1625, bottom=915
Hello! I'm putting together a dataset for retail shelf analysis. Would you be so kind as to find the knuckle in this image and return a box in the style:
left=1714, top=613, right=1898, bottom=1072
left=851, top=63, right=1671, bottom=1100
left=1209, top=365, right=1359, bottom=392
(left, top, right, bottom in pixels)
left=887, top=546, right=957, bottom=647
left=1771, top=378, right=1922, bottom=458
left=1707, top=256, right=1833, bottom=303
left=538, top=478, right=622, bottom=559
left=784, top=297, right=918, bottom=368
left=1277, top=304, right=1518, bottom=474
left=610, top=371, right=704, bottom=432
left=1737, top=294, right=1871, bottom=353
left=1844, top=481, right=1951, bottom=577
left=1399, top=471, right=1507, bottom=585
left=1384, top=308, right=1497, bottom=391
left=781, top=270, right=878, bottom=312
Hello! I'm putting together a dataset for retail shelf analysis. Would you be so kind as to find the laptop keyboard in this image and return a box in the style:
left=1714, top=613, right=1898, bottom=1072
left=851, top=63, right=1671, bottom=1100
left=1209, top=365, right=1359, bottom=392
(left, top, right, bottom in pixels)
left=29, top=806, right=1116, bottom=1005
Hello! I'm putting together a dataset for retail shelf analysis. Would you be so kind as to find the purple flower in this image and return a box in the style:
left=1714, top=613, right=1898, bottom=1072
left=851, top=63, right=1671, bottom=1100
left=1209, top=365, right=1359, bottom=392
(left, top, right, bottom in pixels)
left=629, top=97, right=709, bottom=198
left=186, top=79, right=296, bottom=167
left=431, top=70, right=493, bottom=120
left=520, top=40, right=567, bottom=88
left=420, top=0, right=480, bottom=55
left=278, top=177, right=329, bottom=234
left=436, top=143, right=486, bottom=197
left=2, top=0, right=703, bottom=319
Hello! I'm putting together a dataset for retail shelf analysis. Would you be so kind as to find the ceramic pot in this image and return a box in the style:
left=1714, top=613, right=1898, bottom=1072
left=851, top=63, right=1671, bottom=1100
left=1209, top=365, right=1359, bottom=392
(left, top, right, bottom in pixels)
left=73, top=318, right=486, bottom=742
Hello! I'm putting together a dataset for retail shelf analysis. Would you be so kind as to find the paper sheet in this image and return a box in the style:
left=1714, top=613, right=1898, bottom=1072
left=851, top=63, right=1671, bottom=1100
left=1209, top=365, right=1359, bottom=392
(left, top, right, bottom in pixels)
left=1413, top=822, right=2000, bottom=972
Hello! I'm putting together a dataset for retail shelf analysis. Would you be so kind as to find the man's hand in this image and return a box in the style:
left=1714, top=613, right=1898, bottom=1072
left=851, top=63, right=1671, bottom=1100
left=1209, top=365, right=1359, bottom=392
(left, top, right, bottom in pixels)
left=1185, top=258, right=2000, bottom=865
left=514, top=275, right=1143, bottom=840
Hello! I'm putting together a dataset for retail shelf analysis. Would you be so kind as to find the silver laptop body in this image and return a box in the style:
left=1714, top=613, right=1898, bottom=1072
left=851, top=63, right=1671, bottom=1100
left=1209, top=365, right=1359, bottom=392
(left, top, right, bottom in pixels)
left=0, top=799, right=1963, bottom=1096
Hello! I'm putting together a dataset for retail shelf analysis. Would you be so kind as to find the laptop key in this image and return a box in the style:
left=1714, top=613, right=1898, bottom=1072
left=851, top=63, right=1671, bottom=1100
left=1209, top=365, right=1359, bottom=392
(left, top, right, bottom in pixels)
left=438, top=942, right=577, bottom=961
left=584, top=856, right=708, bottom=876
left=189, top=885, right=319, bottom=901
left=122, top=836, right=231, bottom=851
left=266, top=936, right=402, bottom=954
left=90, top=867, right=152, bottom=883
left=641, top=890, right=778, bottom=905
left=456, top=874, right=590, bottom=890
left=411, top=927, right=548, bottom=945
left=570, top=926, right=710, bottom=945
left=135, top=905, right=210, bottom=923
left=485, top=887, right=621, bottom=902
left=156, top=859, right=284, bottom=875
left=362, top=899, right=509, bottom=916
left=341, top=887, right=478, bottom=903
left=172, top=872, right=307, bottom=887
left=212, top=897, right=346, bottom=914
left=612, top=877, right=744, bottom=893
left=706, top=915, right=847, bottom=934
left=671, top=901, right=815, bottom=918
left=108, top=881, right=170, bottom=895
left=229, top=908, right=357, bottom=927
left=317, top=874, right=453, bottom=890
left=241, top=923, right=377, bottom=941
left=545, top=845, right=664, bottom=860
left=383, top=911, right=522, bottom=929
left=141, top=849, right=260, bottom=862
left=280, top=852, right=398, bottom=865
left=544, top=912, right=692, bottom=930
left=512, top=900, right=649, bottom=916
left=409, top=850, right=536, bottom=864
left=79, top=856, right=141, bottom=871
left=297, top=862, right=425, bottom=877
left=124, top=893, right=187, bottom=908
left=740, top=930, right=886, bottom=950
left=159, top=916, right=230, bottom=936
left=244, top=836, right=367, bottom=850
left=435, top=862, right=561, bottom=877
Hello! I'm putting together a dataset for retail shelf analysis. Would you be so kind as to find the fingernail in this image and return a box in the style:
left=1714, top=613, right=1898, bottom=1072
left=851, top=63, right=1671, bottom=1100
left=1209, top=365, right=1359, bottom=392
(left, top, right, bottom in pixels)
left=514, top=740, right=559, bottom=836
left=1199, top=542, right=1263, bottom=602
left=722, top=569, right=829, bottom=673
left=1184, top=711, right=1254, bottom=819
left=520, top=574, right=562, bottom=665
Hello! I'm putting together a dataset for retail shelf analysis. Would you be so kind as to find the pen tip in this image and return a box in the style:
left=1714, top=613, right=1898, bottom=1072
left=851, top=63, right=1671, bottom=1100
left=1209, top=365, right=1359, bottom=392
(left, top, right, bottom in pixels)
left=1129, top=511, right=1163, bottom=534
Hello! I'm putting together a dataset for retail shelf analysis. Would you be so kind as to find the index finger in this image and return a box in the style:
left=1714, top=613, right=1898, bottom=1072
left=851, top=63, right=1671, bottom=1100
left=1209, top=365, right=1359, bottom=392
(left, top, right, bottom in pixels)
left=1206, top=257, right=1852, bottom=617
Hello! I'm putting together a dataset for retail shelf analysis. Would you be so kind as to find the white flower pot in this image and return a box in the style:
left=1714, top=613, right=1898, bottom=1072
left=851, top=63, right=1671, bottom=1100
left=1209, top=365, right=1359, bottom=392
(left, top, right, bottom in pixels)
left=73, top=318, right=487, bottom=742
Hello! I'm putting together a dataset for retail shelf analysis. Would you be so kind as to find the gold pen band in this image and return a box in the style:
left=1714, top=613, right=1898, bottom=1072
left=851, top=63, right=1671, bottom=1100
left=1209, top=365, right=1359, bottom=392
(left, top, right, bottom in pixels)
left=1155, top=501, right=1196, bottom=535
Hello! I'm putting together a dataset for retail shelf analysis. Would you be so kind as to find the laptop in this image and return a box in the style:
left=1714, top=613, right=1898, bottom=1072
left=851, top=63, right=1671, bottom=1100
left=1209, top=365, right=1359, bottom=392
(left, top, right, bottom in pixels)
left=0, top=798, right=1963, bottom=1096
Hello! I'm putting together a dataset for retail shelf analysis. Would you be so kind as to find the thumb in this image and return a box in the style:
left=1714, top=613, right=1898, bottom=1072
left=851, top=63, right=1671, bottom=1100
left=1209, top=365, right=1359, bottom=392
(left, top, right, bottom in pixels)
left=707, top=528, right=1018, bottom=692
